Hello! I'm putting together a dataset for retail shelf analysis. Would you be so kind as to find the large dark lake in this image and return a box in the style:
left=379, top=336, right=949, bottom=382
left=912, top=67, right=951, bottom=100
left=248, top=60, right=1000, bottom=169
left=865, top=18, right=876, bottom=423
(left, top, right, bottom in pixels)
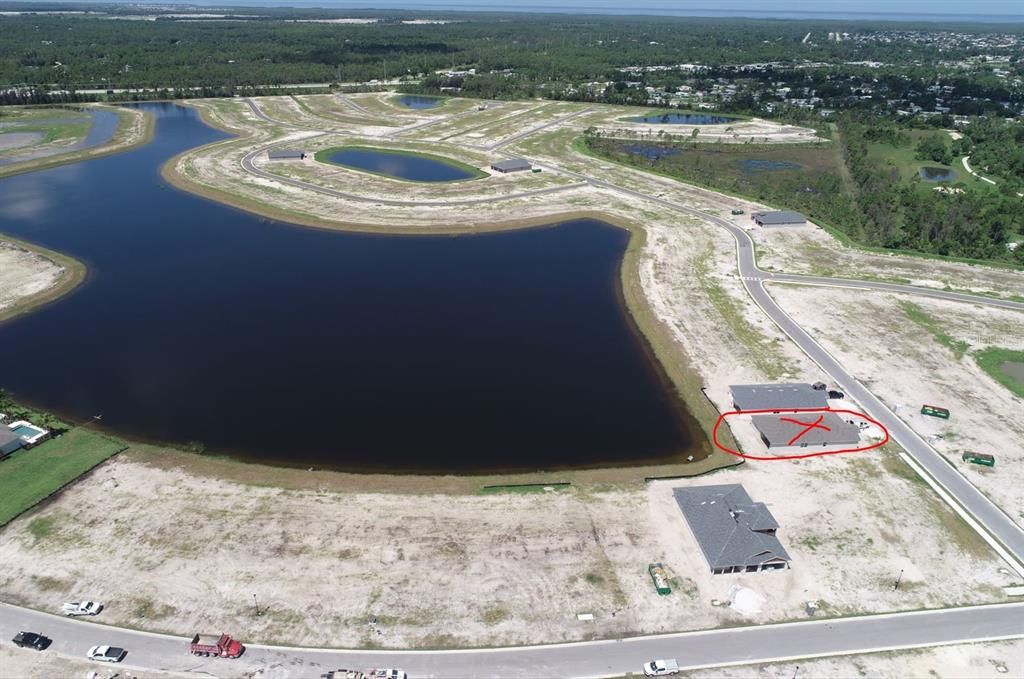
left=0, top=103, right=703, bottom=473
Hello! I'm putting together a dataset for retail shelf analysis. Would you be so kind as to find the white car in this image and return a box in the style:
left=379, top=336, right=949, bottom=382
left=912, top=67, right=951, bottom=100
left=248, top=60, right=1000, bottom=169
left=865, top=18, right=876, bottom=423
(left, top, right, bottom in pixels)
left=643, top=659, right=680, bottom=676
left=62, top=601, right=103, bottom=616
left=87, top=645, right=126, bottom=663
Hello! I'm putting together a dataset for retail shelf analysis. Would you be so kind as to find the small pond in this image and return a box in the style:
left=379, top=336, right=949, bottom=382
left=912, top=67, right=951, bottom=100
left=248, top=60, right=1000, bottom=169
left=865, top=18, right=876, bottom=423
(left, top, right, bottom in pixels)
left=919, top=166, right=957, bottom=182
left=741, top=159, right=802, bottom=173
left=623, top=144, right=680, bottom=160
left=396, top=94, right=443, bottom=110
left=627, top=112, right=737, bottom=125
left=322, top=147, right=480, bottom=182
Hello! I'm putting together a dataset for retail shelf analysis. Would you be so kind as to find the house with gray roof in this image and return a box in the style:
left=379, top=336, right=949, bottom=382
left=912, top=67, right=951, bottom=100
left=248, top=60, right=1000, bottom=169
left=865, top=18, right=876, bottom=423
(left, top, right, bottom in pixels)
left=751, top=210, right=807, bottom=227
left=674, top=485, right=790, bottom=574
left=752, top=412, right=860, bottom=449
left=491, top=158, right=532, bottom=173
left=730, top=383, right=828, bottom=412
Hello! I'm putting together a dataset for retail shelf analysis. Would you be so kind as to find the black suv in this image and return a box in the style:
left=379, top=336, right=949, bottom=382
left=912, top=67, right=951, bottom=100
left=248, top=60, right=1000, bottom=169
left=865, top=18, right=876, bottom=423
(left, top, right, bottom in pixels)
left=12, top=631, right=51, bottom=651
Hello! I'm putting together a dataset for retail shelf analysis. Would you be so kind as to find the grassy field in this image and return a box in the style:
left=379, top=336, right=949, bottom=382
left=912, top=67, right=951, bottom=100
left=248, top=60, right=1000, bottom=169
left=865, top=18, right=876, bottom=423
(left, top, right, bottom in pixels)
left=0, top=428, right=126, bottom=526
left=897, top=300, right=970, bottom=359
left=975, top=347, right=1024, bottom=398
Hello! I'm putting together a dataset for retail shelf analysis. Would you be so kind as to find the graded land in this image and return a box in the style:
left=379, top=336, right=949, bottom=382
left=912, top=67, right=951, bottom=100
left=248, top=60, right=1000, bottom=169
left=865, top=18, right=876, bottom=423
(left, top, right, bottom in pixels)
left=0, top=452, right=1012, bottom=649
left=1, top=91, right=1023, bottom=664
left=0, top=104, right=152, bottom=178
left=0, top=237, right=85, bottom=323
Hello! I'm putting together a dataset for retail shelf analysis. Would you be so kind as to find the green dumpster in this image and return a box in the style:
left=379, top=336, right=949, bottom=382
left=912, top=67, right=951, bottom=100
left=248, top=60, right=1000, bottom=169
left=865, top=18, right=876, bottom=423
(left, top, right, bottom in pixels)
left=962, top=451, right=995, bottom=467
left=920, top=404, right=950, bottom=419
left=648, top=563, right=671, bottom=596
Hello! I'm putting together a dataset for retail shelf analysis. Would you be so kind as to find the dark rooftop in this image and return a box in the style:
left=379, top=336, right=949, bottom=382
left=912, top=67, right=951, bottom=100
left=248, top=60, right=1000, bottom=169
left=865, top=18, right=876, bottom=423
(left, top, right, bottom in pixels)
left=752, top=412, right=860, bottom=448
left=730, top=383, right=828, bottom=412
left=674, top=485, right=790, bottom=572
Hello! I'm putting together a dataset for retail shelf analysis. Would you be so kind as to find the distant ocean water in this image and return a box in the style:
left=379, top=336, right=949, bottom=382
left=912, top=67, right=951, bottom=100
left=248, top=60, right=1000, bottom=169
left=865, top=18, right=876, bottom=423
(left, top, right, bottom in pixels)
left=81, top=0, right=1024, bottom=23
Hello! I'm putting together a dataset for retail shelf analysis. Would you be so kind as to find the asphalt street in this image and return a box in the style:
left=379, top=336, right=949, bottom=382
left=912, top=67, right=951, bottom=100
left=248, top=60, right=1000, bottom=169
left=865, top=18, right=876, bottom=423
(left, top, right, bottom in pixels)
left=6, top=97, right=1020, bottom=678
left=3, top=602, right=1022, bottom=678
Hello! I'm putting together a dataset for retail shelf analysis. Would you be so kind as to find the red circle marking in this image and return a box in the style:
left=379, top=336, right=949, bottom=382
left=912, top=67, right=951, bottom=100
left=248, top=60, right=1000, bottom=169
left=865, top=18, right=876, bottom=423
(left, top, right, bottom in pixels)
left=712, top=407, right=890, bottom=461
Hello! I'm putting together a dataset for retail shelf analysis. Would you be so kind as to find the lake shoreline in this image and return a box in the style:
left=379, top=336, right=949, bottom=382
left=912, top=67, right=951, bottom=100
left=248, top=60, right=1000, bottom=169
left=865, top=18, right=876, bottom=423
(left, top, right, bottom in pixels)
left=0, top=235, right=87, bottom=325
left=0, top=104, right=154, bottom=179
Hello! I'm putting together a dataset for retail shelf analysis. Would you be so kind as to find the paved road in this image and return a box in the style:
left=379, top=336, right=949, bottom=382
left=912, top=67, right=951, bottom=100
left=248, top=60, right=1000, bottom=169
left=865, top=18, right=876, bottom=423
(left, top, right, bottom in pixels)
left=240, top=97, right=1024, bottom=569
left=239, top=97, right=1024, bottom=567
left=583, top=177, right=1024, bottom=572
left=4, top=602, right=1022, bottom=678
left=486, top=107, right=595, bottom=151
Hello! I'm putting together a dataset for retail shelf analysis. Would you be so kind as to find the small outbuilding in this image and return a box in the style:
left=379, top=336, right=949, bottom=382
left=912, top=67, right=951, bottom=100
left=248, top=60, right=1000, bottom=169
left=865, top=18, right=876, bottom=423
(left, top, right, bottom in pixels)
left=752, top=412, right=860, bottom=449
left=491, top=158, right=532, bottom=173
left=751, top=210, right=807, bottom=227
left=267, top=149, right=307, bottom=161
left=674, top=485, right=790, bottom=575
left=730, top=383, right=828, bottom=413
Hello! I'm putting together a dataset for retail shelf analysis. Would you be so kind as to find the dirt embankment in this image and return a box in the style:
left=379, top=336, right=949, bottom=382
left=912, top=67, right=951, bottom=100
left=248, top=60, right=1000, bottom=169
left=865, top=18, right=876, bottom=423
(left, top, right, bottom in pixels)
left=0, top=240, right=75, bottom=321
left=0, top=454, right=1009, bottom=650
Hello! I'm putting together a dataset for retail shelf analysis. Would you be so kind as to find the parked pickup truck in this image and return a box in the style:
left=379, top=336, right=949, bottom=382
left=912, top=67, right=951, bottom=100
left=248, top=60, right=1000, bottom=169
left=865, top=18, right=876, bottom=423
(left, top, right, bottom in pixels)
left=643, top=658, right=680, bottom=676
left=189, top=633, right=245, bottom=658
left=62, top=601, right=103, bottom=616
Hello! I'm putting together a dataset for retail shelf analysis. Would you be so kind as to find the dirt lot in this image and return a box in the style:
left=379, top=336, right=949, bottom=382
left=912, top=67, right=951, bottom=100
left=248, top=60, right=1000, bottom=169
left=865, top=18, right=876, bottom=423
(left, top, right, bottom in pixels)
left=687, top=639, right=1023, bottom=679
left=0, top=241, right=66, bottom=316
left=0, top=451, right=1010, bottom=649
left=768, top=284, right=1024, bottom=524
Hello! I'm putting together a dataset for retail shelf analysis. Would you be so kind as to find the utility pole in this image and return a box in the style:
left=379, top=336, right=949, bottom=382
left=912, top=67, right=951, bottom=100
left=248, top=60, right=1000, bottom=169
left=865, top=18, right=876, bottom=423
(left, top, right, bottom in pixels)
left=893, top=568, right=904, bottom=591
left=252, top=593, right=260, bottom=616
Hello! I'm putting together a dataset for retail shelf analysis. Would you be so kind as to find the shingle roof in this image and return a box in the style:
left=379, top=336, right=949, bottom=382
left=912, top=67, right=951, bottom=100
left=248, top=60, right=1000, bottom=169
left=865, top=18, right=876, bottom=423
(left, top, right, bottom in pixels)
left=674, top=485, right=790, bottom=571
left=730, top=383, right=828, bottom=411
left=752, top=412, right=860, bottom=448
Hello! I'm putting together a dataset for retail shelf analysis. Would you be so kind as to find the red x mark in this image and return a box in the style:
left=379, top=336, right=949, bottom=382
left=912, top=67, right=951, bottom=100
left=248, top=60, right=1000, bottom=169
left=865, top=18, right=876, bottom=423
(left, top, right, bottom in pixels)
left=778, top=414, right=831, bottom=445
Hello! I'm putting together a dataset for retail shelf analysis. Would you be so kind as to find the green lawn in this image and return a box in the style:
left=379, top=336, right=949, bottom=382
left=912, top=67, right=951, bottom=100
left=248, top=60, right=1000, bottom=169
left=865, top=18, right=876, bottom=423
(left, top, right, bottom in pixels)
left=975, top=347, right=1024, bottom=398
left=0, top=427, right=126, bottom=526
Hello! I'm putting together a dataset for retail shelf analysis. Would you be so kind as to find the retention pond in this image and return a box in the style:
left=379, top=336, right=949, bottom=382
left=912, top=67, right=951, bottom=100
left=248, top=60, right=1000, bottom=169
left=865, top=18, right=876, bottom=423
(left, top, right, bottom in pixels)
left=318, top=146, right=482, bottom=182
left=627, top=112, right=737, bottom=125
left=0, top=103, right=704, bottom=473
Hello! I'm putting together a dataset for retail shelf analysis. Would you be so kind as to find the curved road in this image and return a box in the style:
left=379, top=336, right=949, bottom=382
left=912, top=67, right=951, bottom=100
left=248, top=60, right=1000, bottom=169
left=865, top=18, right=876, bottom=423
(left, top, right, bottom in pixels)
left=242, top=95, right=1024, bottom=569
left=3, top=602, right=1022, bottom=678
left=15, top=96, right=1016, bottom=677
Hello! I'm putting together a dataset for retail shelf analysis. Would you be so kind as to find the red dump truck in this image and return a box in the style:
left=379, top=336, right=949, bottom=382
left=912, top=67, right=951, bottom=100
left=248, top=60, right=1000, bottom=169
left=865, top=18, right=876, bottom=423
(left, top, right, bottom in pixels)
left=189, top=633, right=244, bottom=658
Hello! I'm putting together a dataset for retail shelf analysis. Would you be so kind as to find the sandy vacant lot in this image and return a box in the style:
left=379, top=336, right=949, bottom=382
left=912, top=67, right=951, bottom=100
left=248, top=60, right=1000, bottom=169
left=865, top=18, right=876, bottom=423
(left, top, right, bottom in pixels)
left=0, top=241, right=65, bottom=314
left=688, top=639, right=1023, bottom=679
left=768, top=284, right=1024, bottom=524
left=0, top=451, right=1010, bottom=650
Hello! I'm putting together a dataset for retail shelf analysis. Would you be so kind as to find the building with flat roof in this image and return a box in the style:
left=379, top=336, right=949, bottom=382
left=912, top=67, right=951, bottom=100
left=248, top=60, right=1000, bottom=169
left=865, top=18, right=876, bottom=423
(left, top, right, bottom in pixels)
left=752, top=412, right=860, bottom=449
left=267, top=149, right=307, bottom=161
left=730, top=383, right=828, bottom=412
left=752, top=210, right=807, bottom=227
left=491, top=158, right=532, bottom=173
left=674, top=485, right=790, bottom=575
